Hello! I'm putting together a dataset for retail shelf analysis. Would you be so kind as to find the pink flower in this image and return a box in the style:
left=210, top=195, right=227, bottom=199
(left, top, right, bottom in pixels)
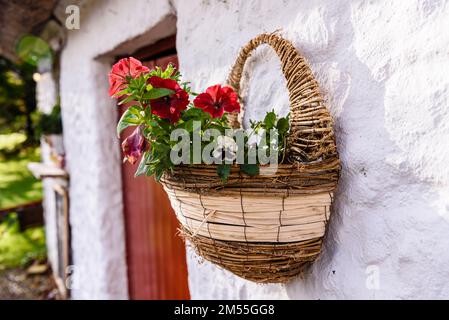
left=148, top=76, right=189, bottom=123
left=109, top=57, right=149, bottom=97
left=193, top=85, right=240, bottom=118
left=121, top=126, right=146, bottom=164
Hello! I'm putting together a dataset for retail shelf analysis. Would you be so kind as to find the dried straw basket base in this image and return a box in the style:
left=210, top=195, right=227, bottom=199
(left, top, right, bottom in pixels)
left=164, top=188, right=333, bottom=243
left=161, top=33, right=340, bottom=283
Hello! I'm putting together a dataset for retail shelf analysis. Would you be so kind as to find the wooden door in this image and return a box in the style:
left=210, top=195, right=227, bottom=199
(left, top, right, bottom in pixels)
left=119, top=40, right=190, bottom=300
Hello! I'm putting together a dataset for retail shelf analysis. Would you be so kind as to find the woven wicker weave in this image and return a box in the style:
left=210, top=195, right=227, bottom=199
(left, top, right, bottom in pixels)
left=161, top=33, right=340, bottom=283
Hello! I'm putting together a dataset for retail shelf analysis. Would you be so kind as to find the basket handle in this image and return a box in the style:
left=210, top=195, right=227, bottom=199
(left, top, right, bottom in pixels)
left=226, top=33, right=324, bottom=131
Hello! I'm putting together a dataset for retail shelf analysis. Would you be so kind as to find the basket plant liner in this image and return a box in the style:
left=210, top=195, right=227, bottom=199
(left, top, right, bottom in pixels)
left=161, top=33, right=340, bottom=283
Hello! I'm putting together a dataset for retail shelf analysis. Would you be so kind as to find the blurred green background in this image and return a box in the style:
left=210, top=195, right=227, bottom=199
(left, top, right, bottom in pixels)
left=0, top=54, right=46, bottom=271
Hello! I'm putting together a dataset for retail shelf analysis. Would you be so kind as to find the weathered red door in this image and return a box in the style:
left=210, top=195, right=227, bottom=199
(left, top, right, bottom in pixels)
left=119, top=39, right=190, bottom=300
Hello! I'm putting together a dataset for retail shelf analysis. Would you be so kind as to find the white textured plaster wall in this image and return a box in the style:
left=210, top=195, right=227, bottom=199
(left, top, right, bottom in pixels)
left=59, top=0, right=176, bottom=299
left=173, top=0, right=449, bottom=299
left=55, top=0, right=449, bottom=299
left=36, top=72, right=59, bottom=275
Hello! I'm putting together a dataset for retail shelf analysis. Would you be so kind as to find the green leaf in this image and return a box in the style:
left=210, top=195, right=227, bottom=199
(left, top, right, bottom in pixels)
left=116, top=105, right=143, bottom=136
left=154, top=169, right=165, bottom=182
left=208, top=124, right=226, bottom=134
left=240, top=164, right=260, bottom=176
left=135, top=151, right=151, bottom=177
left=114, top=88, right=129, bottom=97
left=15, top=35, right=53, bottom=66
left=143, top=88, right=174, bottom=100
left=217, top=164, right=231, bottom=182
left=179, top=119, right=195, bottom=133
left=182, top=107, right=206, bottom=120
left=264, top=111, right=277, bottom=130
left=162, top=64, right=175, bottom=78
left=117, top=95, right=136, bottom=105
left=276, top=117, right=289, bottom=135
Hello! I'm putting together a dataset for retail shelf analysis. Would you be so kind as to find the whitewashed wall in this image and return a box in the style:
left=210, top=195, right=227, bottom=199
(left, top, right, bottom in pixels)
left=56, top=0, right=449, bottom=299
left=59, top=0, right=179, bottom=300
left=36, top=72, right=59, bottom=275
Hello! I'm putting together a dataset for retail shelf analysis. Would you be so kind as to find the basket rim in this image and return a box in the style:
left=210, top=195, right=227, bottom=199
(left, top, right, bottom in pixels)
left=161, top=156, right=340, bottom=195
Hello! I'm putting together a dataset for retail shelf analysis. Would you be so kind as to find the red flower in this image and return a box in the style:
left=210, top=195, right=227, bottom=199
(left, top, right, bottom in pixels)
left=122, top=126, right=146, bottom=164
left=109, top=57, right=149, bottom=97
left=193, top=85, right=240, bottom=118
left=148, top=76, right=189, bottom=123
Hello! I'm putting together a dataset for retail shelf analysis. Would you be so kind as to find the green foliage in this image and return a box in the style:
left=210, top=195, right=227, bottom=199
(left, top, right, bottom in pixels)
left=0, top=134, right=42, bottom=209
left=117, top=105, right=144, bottom=136
left=128, top=105, right=290, bottom=182
left=115, top=64, right=292, bottom=182
left=0, top=133, right=26, bottom=152
left=263, top=111, right=277, bottom=130
left=149, top=64, right=180, bottom=82
left=0, top=213, right=47, bottom=270
left=250, top=110, right=290, bottom=163
left=276, top=117, right=289, bottom=135
left=15, top=35, right=53, bottom=67
left=217, top=164, right=231, bottom=182
left=33, top=104, right=63, bottom=137
left=240, top=163, right=259, bottom=176
left=0, top=57, right=37, bottom=141
left=134, top=150, right=151, bottom=177
left=142, top=88, right=175, bottom=100
left=140, top=140, right=173, bottom=181
left=134, top=106, right=230, bottom=181
left=115, top=63, right=179, bottom=105
left=0, top=134, right=45, bottom=270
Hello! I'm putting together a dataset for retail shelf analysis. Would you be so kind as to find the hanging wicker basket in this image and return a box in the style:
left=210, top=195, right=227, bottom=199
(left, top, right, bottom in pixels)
left=161, top=33, right=340, bottom=283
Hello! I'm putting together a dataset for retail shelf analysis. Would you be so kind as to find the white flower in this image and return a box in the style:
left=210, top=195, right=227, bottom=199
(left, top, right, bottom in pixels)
left=213, top=136, right=238, bottom=162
